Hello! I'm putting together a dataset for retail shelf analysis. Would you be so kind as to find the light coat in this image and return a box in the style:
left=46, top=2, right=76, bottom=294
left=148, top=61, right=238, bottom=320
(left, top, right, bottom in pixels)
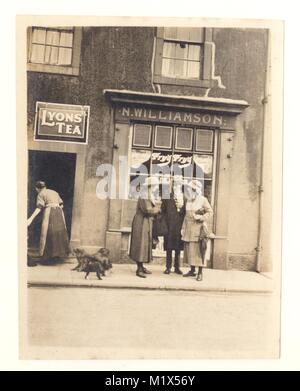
left=181, top=196, right=213, bottom=243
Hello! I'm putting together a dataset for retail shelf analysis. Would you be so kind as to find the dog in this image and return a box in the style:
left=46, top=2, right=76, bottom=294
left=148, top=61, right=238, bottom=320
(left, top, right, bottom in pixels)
left=72, top=247, right=112, bottom=280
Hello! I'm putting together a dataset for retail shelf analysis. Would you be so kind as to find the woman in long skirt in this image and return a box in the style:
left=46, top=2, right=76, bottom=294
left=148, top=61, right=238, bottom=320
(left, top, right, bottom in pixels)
left=181, top=179, right=213, bottom=281
left=27, top=181, right=70, bottom=262
left=129, top=176, right=161, bottom=278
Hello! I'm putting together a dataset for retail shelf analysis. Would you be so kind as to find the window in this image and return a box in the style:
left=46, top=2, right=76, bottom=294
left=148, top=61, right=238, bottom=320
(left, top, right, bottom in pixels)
left=129, top=123, right=216, bottom=202
left=162, top=28, right=203, bottom=79
left=154, top=27, right=216, bottom=88
left=27, top=27, right=82, bottom=76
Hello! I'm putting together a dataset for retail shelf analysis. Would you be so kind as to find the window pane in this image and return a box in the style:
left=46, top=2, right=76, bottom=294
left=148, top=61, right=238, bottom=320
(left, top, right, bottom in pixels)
left=187, top=61, right=200, bottom=79
left=194, top=155, right=213, bottom=179
left=195, top=129, right=214, bottom=152
left=154, top=126, right=172, bottom=148
left=133, top=124, right=152, bottom=147
left=203, top=181, right=212, bottom=203
left=175, top=42, right=188, bottom=60
left=60, top=31, right=73, bottom=47
left=58, top=48, right=72, bottom=65
left=188, top=44, right=201, bottom=61
left=130, top=150, right=151, bottom=174
left=164, top=27, right=204, bottom=42
left=32, top=28, right=46, bottom=44
left=162, top=58, right=175, bottom=77
left=172, top=153, right=193, bottom=179
left=151, top=151, right=172, bottom=176
left=162, top=42, right=176, bottom=58
left=30, top=44, right=45, bottom=63
left=188, top=28, right=204, bottom=42
left=164, top=27, right=178, bottom=40
left=129, top=175, right=148, bottom=200
left=46, top=30, right=60, bottom=45
left=174, top=59, right=187, bottom=78
left=176, top=28, right=191, bottom=41
left=44, top=45, right=59, bottom=64
left=175, top=128, right=193, bottom=150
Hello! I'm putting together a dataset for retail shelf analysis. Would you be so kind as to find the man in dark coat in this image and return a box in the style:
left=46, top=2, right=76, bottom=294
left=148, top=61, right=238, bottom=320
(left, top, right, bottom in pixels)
left=161, top=179, right=185, bottom=274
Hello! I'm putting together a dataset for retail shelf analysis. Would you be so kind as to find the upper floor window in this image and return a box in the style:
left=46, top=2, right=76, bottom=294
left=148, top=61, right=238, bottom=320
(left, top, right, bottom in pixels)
left=161, top=28, right=203, bottom=80
left=154, top=27, right=217, bottom=88
left=27, top=27, right=82, bottom=76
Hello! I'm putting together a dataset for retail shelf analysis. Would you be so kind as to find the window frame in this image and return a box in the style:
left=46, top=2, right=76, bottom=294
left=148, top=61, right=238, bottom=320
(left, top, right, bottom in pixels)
left=132, top=123, right=152, bottom=148
left=129, top=121, right=217, bottom=201
left=27, top=26, right=82, bottom=76
left=154, top=27, right=217, bottom=88
left=154, top=125, right=173, bottom=149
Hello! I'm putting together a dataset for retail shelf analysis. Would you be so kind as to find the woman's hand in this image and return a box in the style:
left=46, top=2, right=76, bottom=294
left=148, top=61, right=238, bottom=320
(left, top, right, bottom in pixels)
left=193, top=213, right=204, bottom=222
left=27, top=218, right=33, bottom=227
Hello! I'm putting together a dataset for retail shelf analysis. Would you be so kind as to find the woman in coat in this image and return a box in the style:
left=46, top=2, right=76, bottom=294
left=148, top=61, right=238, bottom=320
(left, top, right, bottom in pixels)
left=181, top=179, right=213, bottom=281
left=129, top=176, right=162, bottom=278
left=27, top=181, right=70, bottom=263
left=161, top=177, right=185, bottom=275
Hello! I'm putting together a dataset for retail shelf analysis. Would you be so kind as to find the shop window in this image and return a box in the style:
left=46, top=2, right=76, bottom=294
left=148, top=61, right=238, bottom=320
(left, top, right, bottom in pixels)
left=27, top=27, right=82, bottom=76
left=195, top=129, right=214, bottom=152
left=175, top=127, right=193, bottom=150
left=133, top=124, right=152, bottom=147
left=154, top=126, right=173, bottom=149
left=129, top=123, right=216, bottom=202
left=154, top=27, right=216, bottom=88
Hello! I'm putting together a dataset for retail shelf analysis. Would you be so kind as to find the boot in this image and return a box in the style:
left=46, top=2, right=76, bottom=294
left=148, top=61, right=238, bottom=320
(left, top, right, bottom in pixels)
left=136, top=262, right=146, bottom=278
left=142, top=266, right=152, bottom=274
left=196, top=267, right=203, bottom=281
left=183, top=266, right=196, bottom=277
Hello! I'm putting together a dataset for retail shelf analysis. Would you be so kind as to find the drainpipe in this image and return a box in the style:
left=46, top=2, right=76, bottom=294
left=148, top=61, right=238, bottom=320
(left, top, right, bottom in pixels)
left=256, top=29, right=271, bottom=272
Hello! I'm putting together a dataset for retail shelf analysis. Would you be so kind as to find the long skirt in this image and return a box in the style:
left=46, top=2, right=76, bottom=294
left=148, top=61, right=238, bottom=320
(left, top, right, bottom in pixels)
left=40, top=206, right=69, bottom=258
left=183, top=242, right=207, bottom=267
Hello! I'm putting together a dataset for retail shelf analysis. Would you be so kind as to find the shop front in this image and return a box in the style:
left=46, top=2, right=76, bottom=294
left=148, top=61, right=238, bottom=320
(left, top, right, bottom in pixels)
left=104, top=90, right=248, bottom=270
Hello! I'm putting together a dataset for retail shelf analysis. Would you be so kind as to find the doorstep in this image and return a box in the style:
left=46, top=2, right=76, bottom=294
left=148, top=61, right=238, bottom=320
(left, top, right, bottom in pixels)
left=27, top=258, right=274, bottom=294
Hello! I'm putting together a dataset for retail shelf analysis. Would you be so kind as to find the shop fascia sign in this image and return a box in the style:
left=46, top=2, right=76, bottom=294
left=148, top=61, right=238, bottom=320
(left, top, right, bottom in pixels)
left=116, top=105, right=234, bottom=128
left=34, top=102, right=90, bottom=144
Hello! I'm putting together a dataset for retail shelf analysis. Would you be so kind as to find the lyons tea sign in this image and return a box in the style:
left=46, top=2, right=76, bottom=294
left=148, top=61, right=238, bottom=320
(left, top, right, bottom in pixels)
left=34, top=102, right=90, bottom=144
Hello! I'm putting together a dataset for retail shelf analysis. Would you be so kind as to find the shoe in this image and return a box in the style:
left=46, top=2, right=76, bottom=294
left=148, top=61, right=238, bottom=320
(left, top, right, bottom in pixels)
left=136, top=270, right=146, bottom=278
left=142, top=267, right=152, bottom=274
left=164, top=268, right=171, bottom=274
left=174, top=268, right=183, bottom=275
left=183, top=270, right=196, bottom=277
left=196, top=273, right=203, bottom=281
left=27, top=261, right=37, bottom=267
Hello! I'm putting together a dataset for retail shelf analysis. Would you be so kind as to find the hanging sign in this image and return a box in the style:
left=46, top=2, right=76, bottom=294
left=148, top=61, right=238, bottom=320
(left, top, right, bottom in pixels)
left=34, top=102, right=90, bottom=144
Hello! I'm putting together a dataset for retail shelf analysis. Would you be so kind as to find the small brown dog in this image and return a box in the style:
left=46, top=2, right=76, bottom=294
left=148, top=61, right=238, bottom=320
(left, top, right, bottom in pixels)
left=72, top=247, right=112, bottom=280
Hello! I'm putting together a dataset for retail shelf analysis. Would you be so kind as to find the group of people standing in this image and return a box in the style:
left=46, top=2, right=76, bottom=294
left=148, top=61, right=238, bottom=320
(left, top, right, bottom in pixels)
left=27, top=177, right=214, bottom=282
left=129, top=176, right=214, bottom=281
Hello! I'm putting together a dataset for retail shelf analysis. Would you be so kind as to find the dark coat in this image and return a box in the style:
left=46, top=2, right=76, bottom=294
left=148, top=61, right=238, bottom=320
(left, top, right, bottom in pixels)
left=129, top=198, right=161, bottom=263
left=162, top=196, right=185, bottom=251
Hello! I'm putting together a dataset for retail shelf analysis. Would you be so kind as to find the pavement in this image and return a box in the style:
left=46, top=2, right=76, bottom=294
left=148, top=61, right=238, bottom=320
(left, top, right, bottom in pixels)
left=27, top=258, right=274, bottom=293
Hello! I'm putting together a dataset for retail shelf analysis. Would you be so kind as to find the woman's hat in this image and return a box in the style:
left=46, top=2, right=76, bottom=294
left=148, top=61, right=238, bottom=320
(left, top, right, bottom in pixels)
left=186, top=179, right=203, bottom=192
left=35, top=180, right=46, bottom=189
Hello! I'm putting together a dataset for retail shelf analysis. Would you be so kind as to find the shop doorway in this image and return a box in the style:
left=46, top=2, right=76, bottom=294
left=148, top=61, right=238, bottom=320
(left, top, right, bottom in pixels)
left=27, top=150, right=76, bottom=252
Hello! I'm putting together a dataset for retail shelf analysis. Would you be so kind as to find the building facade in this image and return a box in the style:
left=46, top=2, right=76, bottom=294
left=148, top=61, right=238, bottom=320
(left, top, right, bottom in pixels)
left=27, top=26, right=271, bottom=272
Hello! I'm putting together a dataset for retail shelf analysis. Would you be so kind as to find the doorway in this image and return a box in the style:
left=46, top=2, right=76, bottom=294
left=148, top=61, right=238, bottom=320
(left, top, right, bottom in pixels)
left=27, top=150, right=77, bottom=252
